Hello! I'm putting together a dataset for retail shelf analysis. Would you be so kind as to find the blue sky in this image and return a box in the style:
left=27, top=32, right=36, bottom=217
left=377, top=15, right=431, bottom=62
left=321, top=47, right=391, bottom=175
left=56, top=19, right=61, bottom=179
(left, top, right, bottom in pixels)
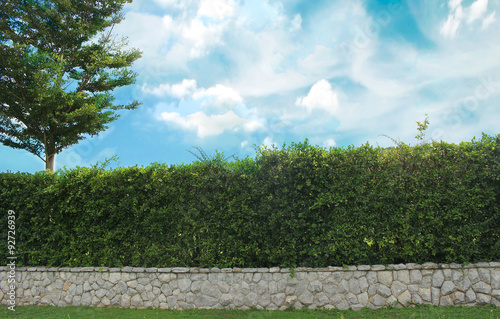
left=2, top=0, right=500, bottom=173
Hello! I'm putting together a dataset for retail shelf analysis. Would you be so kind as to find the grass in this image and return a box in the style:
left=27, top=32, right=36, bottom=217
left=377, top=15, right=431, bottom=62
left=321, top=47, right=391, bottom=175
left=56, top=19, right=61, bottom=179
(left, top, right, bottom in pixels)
left=1, top=305, right=499, bottom=319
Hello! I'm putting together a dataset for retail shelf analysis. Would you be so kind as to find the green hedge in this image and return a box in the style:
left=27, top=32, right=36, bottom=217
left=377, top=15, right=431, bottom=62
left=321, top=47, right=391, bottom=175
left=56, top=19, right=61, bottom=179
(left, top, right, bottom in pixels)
left=1, top=134, right=499, bottom=268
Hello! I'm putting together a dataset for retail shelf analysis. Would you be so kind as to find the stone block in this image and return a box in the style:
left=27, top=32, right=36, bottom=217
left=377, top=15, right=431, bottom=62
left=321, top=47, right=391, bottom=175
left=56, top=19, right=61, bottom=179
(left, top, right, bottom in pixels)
left=473, top=281, right=492, bottom=294
left=492, top=270, right=500, bottom=289
left=378, top=271, right=393, bottom=287
left=431, top=287, right=440, bottom=306
left=366, top=272, right=378, bottom=285
left=370, top=294, right=386, bottom=307
left=377, top=284, right=391, bottom=298
left=298, top=291, right=314, bottom=305
left=167, top=296, right=177, bottom=308
left=220, top=294, right=232, bottom=306
left=267, top=303, right=279, bottom=310
left=271, top=293, right=285, bottom=307
left=419, top=287, right=431, bottom=302
left=391, top=281, right=407, bottom=297
left=410, top=270, right=423, bottom=284
left=219, top=281, right=231, bottom=294
left=454, top=291, right=465, bottom=304
left=95, top=288, right=107, bottom=299
left=358, top=276, right=369, bottom=293
left=372, top=265, right=386, bottom=271
left=178, top=279, right=191, bottom=293
left=440, top=295, right=453, bottom=306
left=468, top=269, right=480, bottom=284
left=387, top=295, right=398, bottom=307
left=397, top=290, right=411, bottom=306
left=346, top=292, right=357, bottom=305
left=397, top=270, right=410, bottom=285
left=81, top=292, right=92, bottom=306
left=476, top=293, right=491, bottom=305
left=196, top=295, right=218, bottom=308
left=284, top=295, right=297, bottom=307
left=337, top=280, right=349, bottom=294
left=172, top=268, right=189, bottom=273
left=108, top=273, right=121, bottom=284
left=348, top=278, right=361, bottom=294
left=355, top=291, right=368, bottom=306
left=465, top=288, right=476, bottom=303
left=441, top=281, right=456, bottom=296
left=432, top=270, right=444, bottom=288
left=336, top=299, right=350, bottom=310
left=493, top=289, right=500, bottom=301
left=478, top=269, right=491, bottom=282
left=315, top=292, right=330, bottom=307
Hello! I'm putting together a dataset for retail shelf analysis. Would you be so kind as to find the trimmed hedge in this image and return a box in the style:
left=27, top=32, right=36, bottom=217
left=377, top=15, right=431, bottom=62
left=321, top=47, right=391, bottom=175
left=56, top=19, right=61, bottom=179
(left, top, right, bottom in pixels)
left=1, top=134, right=499, bottom=268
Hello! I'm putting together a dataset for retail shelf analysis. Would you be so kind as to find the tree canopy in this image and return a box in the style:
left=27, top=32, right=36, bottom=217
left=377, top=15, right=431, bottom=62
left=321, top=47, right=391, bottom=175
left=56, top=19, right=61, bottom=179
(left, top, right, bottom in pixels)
left=0, top=0, right=141, bottom=171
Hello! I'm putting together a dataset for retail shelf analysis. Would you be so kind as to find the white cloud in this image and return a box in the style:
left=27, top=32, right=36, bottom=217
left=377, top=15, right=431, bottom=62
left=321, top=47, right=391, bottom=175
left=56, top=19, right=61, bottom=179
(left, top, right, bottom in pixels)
left=142, top=79, right=197, bottom=98
left=144, top=80, right=244, bottom=110
left=198, top=0, right=236, bottom=20
left=290, top=14, right=302, bottom=31
left=482, top=11, right=496, bottom=29
left=152, top=0, right=192, bottom=9
left=193, top=84, right=243, bottom=107
left=299, top=46, right=342, bottom=77
left=440, top=6, right=463, bottom=38
left=243, top=120, right=265, bottom=132
left=114, top=12, right=175, bottom=59
left=183, top=19, right=226, bottom=57
left=159, top=110, right=263, bottom=138
left=262, top=136, right=277, bottom=148
left=449, top=0, right=462, bottom=10
left=171, top=79, right=198, bottom=98
left=295, top=80, right=339, bottom=114
left=440, top=0, right=493, bottom=38
left=323, top=138, right=336, bottom=148
left=467, top=0, right=489, bottom=23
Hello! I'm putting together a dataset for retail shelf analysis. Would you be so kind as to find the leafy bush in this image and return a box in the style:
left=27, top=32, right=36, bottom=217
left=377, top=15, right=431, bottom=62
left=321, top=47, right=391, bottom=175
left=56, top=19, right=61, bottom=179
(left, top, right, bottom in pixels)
left=1, top=134, right=499, bottom=268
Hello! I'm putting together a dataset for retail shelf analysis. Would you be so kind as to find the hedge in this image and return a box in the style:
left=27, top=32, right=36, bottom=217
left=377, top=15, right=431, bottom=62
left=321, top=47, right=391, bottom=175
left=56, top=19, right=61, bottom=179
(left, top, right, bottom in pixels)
left=1, top=134, right=499, bottom=268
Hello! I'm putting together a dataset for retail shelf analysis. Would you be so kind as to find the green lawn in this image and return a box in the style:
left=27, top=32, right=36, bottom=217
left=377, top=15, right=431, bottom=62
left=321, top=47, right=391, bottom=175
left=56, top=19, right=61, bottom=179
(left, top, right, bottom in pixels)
left=1, top=305, right=499, bottom=319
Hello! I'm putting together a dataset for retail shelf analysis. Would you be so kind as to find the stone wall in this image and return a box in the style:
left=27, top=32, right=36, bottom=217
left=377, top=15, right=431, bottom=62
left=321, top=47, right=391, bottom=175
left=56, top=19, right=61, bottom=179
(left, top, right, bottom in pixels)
left=1, top=263, right=499, bottom=310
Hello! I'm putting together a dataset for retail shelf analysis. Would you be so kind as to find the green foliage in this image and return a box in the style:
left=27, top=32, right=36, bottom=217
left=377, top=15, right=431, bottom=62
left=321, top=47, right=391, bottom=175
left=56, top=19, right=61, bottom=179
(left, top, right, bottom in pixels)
left=415, top=114, right=430, bottom=143
left=0, top=0, right=141, bottom=170
left=1, top=134, right=500, bottom=268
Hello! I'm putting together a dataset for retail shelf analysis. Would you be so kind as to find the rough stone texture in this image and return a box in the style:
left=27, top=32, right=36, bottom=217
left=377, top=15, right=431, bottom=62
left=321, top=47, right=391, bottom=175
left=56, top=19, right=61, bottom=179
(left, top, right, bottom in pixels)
left=1, top=263, right=498, bottom=310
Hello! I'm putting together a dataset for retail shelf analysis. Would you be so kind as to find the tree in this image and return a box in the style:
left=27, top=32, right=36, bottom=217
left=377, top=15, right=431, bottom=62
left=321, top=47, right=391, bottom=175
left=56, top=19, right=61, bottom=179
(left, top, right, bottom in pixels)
left=0, top=0, right=141, bottom=171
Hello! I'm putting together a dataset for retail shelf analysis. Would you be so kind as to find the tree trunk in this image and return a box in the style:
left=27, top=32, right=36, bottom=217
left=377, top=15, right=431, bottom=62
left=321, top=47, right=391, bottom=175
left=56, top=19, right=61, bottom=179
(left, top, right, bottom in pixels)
left=46, top=153, right=55, bottom=171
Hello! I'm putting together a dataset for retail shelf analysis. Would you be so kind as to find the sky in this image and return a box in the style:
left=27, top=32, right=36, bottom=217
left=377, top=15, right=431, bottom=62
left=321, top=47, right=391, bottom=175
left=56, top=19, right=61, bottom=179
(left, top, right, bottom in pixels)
left=2, top=0, right=500, bottom=173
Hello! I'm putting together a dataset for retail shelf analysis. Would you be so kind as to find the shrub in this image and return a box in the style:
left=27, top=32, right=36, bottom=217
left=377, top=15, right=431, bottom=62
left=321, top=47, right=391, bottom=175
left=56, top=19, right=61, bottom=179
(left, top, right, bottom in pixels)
left=1, top=135, right=499, bottom=267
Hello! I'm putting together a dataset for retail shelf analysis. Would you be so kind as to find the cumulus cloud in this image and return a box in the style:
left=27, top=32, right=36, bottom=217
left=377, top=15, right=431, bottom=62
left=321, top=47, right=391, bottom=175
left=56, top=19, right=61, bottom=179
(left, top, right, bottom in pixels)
left=323, top=138, right=336, bottom=148
left=440, top=0, right=493, bottom=38
left=182, top=18, right=227, bottom=57
left=295, top=79, right=339, bottom=114
left=198, top=0, right=236, bottom=20
left=193, top=84, right=243, bottom=107
left=467, top=0, right=489, bottom=23
left=262, top=136, right=277, bottom=148
left=159, top=110, right=263, bottom=138
left=143, top=79, right=243, bottom=110
left=142, top=79, right=197, bottom=98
